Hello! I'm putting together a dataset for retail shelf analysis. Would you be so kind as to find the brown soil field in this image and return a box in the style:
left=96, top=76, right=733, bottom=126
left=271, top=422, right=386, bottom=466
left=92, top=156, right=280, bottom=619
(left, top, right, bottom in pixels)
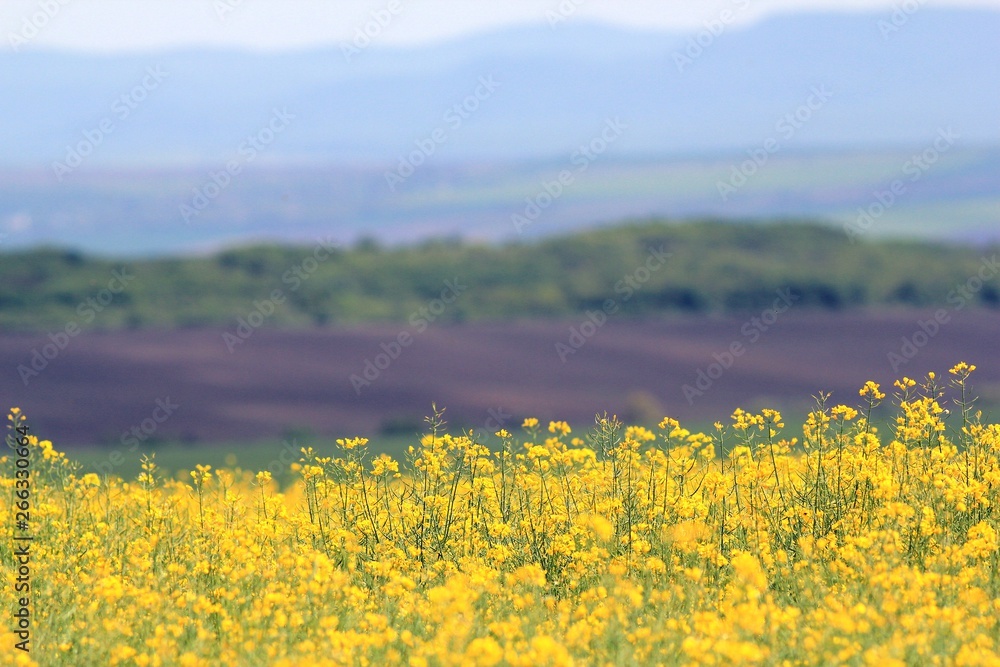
left=2, top=309, right=999, bottom=446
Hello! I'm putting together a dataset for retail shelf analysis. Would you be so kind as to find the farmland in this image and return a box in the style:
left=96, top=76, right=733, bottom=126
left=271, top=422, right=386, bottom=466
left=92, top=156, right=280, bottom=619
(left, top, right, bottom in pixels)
left=4, top=309, right=1000, bottom=454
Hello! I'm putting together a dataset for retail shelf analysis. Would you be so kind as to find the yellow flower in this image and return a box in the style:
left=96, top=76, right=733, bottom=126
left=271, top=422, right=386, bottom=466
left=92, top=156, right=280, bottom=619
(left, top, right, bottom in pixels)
left=831, top=405, right=858, bottom=421
left=465, top=636, right=504, bottom=666
left=336, top=436, right=369, bottom=450
left=586, top=514, right=614, bottom=541
left=859, top=380, right=886, bottom=401
left=548, top=420, right=571, bottom=436
left=370, top=453, right=399, bottom=476
left=730, top=551, right=768, bottom=595
left=659, top=416, right=680, bottom=431
left=761, top=408, right=784, bottom=429
left=625, top=425, right=656, bottom=442
left=190, top=464, right=212, bottom=485
left=950, top=361, right=976, bottom=378
left=109, top=645, right=138, bottom=665
left=508, top=564, right=547, bottom=587
left=5, top=367, right=999, bottom=665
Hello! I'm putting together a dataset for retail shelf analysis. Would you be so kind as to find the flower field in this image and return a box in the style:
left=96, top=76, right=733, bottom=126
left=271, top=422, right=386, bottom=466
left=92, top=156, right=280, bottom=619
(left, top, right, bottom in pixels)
left=4, top=363, right=1000, bottom=666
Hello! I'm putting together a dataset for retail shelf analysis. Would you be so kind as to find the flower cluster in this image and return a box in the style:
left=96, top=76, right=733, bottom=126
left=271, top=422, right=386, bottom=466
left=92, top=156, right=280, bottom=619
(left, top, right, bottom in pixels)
left=3, top=364, right=1000, bottom=665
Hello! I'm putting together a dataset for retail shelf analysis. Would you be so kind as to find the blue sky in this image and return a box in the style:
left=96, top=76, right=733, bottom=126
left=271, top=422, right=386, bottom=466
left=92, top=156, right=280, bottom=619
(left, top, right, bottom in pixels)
left=2, top=0, right=999, bottom=52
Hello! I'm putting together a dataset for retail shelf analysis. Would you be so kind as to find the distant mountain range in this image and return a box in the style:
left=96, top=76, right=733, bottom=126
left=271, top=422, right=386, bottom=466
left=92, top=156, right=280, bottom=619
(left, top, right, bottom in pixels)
left=2, top=9, right=998, bottom=167
left=1, top=8, right=998, bottom=255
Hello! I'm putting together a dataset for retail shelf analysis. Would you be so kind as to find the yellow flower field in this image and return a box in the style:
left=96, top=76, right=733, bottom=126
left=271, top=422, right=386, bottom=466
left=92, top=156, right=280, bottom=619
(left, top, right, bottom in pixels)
left=4, top=363, right=1000, bottom=666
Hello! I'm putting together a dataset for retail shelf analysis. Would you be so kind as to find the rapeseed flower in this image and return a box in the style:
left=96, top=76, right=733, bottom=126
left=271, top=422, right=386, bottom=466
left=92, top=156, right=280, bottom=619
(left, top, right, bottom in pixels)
left=4, top=367, right=1000, bottom=665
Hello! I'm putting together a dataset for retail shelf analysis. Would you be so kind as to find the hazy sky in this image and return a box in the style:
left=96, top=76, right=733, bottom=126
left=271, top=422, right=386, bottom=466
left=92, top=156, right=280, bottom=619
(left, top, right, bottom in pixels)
left=3, top=0, right=999, bottom=52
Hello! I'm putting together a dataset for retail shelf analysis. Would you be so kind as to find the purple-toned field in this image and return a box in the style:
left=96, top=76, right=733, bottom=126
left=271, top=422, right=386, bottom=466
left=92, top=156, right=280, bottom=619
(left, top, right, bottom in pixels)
left=3, top=309, right=999, bottom=446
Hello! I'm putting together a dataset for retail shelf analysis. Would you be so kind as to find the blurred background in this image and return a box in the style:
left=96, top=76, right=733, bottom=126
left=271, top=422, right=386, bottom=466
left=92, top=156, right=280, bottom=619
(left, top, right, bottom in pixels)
left=1, top=0, right=998, bottom=479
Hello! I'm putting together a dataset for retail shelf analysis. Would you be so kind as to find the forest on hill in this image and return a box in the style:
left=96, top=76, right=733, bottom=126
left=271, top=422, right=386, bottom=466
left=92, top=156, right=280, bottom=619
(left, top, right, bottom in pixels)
left=1, top=219, right=997, bottom=331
